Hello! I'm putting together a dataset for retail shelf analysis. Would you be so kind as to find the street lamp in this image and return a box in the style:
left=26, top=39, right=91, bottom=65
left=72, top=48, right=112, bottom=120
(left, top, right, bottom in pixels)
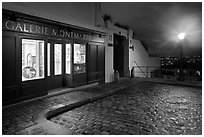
left=177, top=32, right=185, bottom=81
left=178, top=32, right=185, bottom=40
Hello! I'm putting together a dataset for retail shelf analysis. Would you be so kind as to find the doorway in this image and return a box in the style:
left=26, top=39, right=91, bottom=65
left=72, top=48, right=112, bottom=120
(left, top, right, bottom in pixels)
left=87, top=43, right=105, bottom=84
left=47, top=40, right=67, bottom=90
left=113, top=34, right=126, bottom=77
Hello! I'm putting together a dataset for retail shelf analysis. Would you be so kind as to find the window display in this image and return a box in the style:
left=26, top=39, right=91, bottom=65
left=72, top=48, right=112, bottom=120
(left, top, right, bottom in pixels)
left=66, top=44, right=71, bottom=74
left=22, top=39, right=44, bottom=81
left=74, top=44, right=86, bottom=74
left=54, top=44, right=62, bottom=75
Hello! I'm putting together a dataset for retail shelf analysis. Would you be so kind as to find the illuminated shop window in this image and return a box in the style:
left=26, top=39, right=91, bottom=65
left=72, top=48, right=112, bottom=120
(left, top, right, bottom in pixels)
left=54, top=44, right=62, bottom=75
left=47, top=43, right=50, bottom=76
left=22, top=39, right=44, bottom=81
left=66, top=44, right=71, bottom=74
left=74, top=44, right=86, bottom=74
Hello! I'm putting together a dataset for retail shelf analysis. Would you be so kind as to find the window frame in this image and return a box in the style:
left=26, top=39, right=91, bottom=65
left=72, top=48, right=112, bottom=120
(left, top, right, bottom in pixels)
left=65, top=43, right=72, bottom=74
left=21, top=38, right=45, bottom=82
left=54, top=43, right=62, bottom=75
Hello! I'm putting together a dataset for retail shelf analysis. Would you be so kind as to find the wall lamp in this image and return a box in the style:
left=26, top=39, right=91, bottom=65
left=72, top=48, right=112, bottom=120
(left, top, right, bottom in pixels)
left=129, top=45, right=134, bottom=51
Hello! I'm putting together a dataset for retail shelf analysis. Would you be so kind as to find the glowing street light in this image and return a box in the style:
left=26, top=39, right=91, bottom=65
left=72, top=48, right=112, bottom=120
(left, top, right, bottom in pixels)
left=177, top=32, right=186, bottom=81
left=178, top=32, right=186, bottom=40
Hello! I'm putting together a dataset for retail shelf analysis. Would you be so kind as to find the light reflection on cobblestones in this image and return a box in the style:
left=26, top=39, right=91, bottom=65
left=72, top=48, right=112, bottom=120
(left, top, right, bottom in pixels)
left=51, top=82, right=202, bottom=135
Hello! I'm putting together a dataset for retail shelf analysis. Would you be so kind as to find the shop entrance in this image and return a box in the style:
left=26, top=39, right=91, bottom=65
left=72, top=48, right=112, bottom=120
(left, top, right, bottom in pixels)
left=72, top=43, right=87, bottom=87
left=47, top=40, right=71, bottom=90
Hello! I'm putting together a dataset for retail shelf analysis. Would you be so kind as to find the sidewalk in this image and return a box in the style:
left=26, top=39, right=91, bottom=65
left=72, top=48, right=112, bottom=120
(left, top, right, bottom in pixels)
left=2, top=77, right=202, bottom=135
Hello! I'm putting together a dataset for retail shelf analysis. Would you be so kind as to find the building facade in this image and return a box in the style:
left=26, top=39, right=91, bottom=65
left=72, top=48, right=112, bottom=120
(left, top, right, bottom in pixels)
left=2, top=3, right=160, bottom=106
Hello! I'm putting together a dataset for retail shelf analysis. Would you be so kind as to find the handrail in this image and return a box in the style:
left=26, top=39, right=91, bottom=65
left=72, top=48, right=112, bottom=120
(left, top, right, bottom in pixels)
left=132, top=65, right=160, bottom=68
left=133, top=61, right=148, bottom=77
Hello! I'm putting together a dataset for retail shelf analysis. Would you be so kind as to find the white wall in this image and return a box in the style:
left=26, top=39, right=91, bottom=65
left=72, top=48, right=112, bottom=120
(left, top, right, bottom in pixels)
left=129, top=30, right=160, bottom=77
left=105, top=39, right=114, bottom=82
left=149, top=57, right=160, bottom=66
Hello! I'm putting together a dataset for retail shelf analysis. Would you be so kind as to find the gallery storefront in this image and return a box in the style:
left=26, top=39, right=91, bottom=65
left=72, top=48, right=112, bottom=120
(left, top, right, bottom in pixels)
left=2, top=9, right=106, bottom=106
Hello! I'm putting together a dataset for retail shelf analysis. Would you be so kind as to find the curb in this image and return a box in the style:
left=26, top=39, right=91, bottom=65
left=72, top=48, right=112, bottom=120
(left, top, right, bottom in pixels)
left=3, top=82, right=98, bottom=109
left=34, top=82, right=141, bottom=135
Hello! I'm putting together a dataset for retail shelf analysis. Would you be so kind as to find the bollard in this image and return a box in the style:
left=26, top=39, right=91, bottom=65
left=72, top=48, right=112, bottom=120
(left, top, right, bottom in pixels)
left=131, top=67, right=135, bottom=78
left=114, top=70, right=119, bottom=83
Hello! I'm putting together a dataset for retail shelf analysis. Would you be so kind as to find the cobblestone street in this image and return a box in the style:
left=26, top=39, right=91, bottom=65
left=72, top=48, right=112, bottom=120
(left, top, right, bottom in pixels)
left=2, top=78, right=142, bottom=135
left=51, top=82, right=202, bottom=135
left=2, top=78, right=202, bottom=135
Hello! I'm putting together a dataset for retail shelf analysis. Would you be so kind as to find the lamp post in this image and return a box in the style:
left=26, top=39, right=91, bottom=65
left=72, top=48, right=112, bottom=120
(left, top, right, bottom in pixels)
left=178, top=32, right=185, bottom=81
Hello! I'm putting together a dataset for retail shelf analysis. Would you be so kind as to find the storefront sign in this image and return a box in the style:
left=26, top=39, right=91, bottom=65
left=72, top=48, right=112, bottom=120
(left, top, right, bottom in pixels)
left=3, top=19, right=105, bottom=43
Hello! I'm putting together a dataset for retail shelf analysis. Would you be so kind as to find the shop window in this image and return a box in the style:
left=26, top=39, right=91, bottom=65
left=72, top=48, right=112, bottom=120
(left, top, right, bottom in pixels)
left=22, top=39, right=44, bottom=81
left=47, top=43, right=50, bottom=76
left=74, top=44, right=86, bottom=74
left=54, top=44, right=62, bottom=75
left=66, top=44, right=71, bottom=74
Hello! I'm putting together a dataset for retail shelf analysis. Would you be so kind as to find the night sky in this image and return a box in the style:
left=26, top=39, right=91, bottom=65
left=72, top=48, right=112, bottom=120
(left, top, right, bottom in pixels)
left=102, top=2, right=202, bottom=57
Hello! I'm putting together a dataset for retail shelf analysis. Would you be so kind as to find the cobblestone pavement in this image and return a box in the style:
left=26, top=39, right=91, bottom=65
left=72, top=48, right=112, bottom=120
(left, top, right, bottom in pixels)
left=2, top=78, right=141, bottom=135
left=51, top=82, right=202, bottom=135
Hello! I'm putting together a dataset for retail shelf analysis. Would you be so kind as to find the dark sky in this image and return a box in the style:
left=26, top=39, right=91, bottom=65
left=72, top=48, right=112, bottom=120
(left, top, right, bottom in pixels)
left=102, top=2, right=202, bottom=57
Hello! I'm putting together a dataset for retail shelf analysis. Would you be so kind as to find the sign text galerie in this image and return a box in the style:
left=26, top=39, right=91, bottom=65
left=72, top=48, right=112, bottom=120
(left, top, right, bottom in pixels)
left=4, top=20, right=103, bottom=41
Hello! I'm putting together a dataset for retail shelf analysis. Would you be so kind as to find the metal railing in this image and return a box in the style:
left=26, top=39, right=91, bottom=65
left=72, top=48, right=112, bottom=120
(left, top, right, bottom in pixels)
left=132, top=65, right=161, bottom=78
left=131, top=60, right=201, bottom=81
left=132, top=65, right=201, bottom=81
left=133, top=61, right=148, bottom=77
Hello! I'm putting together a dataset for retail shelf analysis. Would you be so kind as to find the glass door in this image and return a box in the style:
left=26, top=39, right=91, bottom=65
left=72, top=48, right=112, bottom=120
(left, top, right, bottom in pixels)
left=73, top=43, right=86, bottom=74
left=47, top=40, right=64, bottom=90
left=72, top=43, right=87, bottom=87
left=63, top=43, right=72, bottom=87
